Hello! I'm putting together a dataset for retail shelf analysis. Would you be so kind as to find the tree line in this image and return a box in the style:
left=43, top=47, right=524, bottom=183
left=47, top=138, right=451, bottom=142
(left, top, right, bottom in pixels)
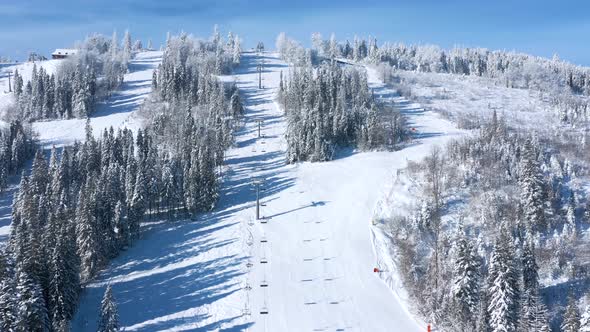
left=10, top=31, right=139, bottom=121
left=279, top=60, right=407, bottom=163
left=317, top=34, right=590, bottom=96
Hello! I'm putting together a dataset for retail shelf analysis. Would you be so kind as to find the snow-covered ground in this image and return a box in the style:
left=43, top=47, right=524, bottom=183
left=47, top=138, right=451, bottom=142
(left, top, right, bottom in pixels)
left=70, top=52, right=465, bottom=331
left=0, top=51, right=162, bottom=244
left=394, top=70, right=564, bottom=132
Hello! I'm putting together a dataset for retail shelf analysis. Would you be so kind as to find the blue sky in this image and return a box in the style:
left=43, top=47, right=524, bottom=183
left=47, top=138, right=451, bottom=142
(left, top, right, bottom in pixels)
left=1, top=0, right=589, bottom=65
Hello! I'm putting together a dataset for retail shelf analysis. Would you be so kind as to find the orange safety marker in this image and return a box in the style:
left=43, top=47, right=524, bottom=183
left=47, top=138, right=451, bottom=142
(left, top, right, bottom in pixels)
left=373, top=267, right=380, bottom=273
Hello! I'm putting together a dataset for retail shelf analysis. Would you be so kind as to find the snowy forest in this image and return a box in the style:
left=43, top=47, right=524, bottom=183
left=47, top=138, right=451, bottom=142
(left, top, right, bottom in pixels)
left=0, top=29, right=243, bottom=332
left=277, top=34, right=407, bottom=162
left=9, top=31, right=136, bottom=121
left=348, top=35, right=590, bottom=331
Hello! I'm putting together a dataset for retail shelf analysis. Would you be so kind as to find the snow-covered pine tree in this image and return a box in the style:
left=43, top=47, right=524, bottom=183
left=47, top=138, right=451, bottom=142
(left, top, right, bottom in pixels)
left=15, top=269, right=50, bottom=332
left=97, top=285, right=120, bottom=332
left=476, top=289, right=490, bottom=332
left=123, top=30, right=132, bottom=60
left=561, top=292, right=581, bottom=332
left=517, top=239, right=550, bottom=331
left=519, top=140, right=546, bottom=232
left=48, top=200, right=80, bottom=331
left=129, top=166, right=147, bottom=240
left=0, top=251, right=17, bottom=332
left=113, top=200, right=128, bottom=249
left=76, top=182, right=101, bottom=281
left=232, top=35, right=241, bottom=66
left=487, top=228, right=519, bottom=332
left=451, top=225, right=481, bottom=329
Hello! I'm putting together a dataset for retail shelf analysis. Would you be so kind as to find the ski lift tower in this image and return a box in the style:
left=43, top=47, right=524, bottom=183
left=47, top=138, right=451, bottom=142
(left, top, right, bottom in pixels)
left=255, top=119, right=264, bottom=138
left=257, top=61, right=264, bottom=89
left=7, top=70, right=13, bottom=93
left=251, top=177, right=265, bottom=220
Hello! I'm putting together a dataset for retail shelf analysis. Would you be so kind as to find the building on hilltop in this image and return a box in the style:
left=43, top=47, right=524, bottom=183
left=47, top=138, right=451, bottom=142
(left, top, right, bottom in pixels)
left=51, top=49, right=78, bottom=59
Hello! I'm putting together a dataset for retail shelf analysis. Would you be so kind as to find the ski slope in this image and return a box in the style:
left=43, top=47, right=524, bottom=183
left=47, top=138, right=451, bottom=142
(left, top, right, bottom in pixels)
left=0, top=51, right=162, bottom=244
left=72, top=51, right=464, bottom=331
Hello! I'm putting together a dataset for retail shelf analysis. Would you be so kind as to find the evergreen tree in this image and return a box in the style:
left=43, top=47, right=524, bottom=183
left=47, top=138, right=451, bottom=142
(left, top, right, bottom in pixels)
left=113, top=200, right=128, bottom=249
left=451, top=225, right=481, bottom=329
left=76, top=184, right=101, bottom=281
left=476, top=289, right=491, bottom=332
left=561, top=293, right=581, bottom=332
left=519, top=140, right=546, bottom=232
left=129, top=168, right=147, bottom=240
left=97, top=285, right=120, bottom=332
left=15, top=270, right=50, bottom=332
left=48, top=208, right=80, bottom=331
left=487, top=228, right=519, bottom=332
left=123, top=30, right=132, bottom=60
left=0, top=252, right=17, bottom=332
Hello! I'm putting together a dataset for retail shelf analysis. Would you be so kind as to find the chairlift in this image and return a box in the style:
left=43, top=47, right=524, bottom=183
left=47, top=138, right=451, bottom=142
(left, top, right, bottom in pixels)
left=260, top=258, right=268, bottom=264
left=244, top=284, right=252, bottom=291
left=261, top=149, right=266, bottom=153
left=260, top=218, right=268, bottom=224
left=246, top=261, right=253, bottom=268
left=260, top=307, right=269, bottom=314
left=260, top=238, right=268, bottom=243
left=260, top=281, right=269, bottom=287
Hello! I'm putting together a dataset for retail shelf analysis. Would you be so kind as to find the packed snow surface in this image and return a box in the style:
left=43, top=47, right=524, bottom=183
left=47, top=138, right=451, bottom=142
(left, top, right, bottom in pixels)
left=70, top=51, right=465, bottom=331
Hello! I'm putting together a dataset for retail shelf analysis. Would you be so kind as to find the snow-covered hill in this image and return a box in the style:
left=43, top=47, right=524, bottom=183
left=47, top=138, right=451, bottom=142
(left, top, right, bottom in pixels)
left=69, top=51, right=466, bottom=331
